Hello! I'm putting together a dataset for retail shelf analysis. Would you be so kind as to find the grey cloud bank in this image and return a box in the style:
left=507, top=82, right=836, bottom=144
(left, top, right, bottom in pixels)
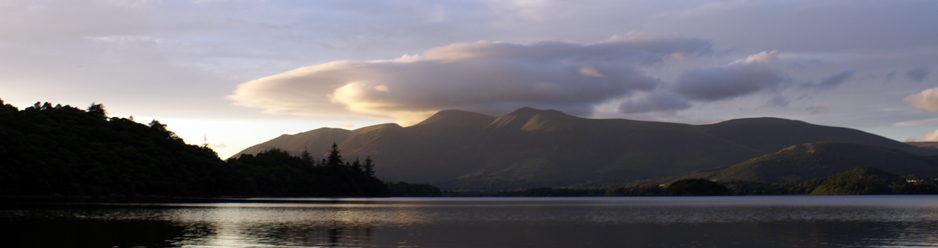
left=230, top=36, right=713, bottom=124
left=673, top=51, right=788, bottom=102
left=907, top=67, right=931, bottom=82
left=818, top=70, right=855, bottom=90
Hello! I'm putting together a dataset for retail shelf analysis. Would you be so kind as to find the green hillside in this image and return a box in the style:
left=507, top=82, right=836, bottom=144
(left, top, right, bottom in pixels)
left=809, top=167, right=905, bottom=195
left=694, top=143, right=938, bottom=183
left=235, top=108, right=923, bottom=190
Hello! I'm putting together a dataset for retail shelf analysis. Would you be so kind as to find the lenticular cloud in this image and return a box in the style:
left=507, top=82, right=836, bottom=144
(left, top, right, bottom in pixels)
left=229, top=36, right=711, bottom=124
left=904, top=87, right=938, bottom=112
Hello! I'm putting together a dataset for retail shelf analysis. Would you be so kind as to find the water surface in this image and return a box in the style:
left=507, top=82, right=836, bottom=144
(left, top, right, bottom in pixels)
left=2, top=196, right=938, bottom=247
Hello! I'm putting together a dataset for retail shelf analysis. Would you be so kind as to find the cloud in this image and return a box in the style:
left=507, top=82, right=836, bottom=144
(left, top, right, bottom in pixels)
left=613, top=50, right=795, bottom=115
left=672, top=51, right=789, bottom=102
left=906, top=66, right=930, bottom=82
left=910, top=128, right=938, bottom=142
left=817, top=70, right=855, bottom=90
left=230, top=36, right=711, bottom=124
left=806, top=104, right=829, bottom=114
left=893, top=118, right=938, bottom=127
left=886, top=70, right=897, bottom=82
left=578, top=66, right=605, bottom=78
left=618, top=91, right=691, bottom=114
left=765, top=95, right=789, bottom=108
left=904, top=87, right=938, bottom=112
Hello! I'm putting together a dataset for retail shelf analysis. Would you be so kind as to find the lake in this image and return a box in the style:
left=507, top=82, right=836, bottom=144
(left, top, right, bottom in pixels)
left=2, top=196, right=938, bottom=247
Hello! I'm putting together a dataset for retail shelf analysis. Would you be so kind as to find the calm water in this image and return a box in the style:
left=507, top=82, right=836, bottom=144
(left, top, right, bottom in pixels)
left=2, top=196, right=938, bottom=247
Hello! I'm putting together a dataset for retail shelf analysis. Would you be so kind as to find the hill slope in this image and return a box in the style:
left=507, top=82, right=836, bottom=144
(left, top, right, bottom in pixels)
left=234, top=108, right=923, bottom=190
left=0, top=101, right=225, bottom=197
left=0, top=100, right=388, bottom=198
left=693, top=143, right=938, bottom=183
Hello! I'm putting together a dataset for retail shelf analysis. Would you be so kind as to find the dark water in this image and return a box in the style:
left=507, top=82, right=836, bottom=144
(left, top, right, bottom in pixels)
left=2, top=196, right=938, bottom=247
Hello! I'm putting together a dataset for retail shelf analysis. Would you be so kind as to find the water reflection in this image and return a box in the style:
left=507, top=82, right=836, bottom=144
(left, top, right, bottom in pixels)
left=1, top=196, right=938, bottom=247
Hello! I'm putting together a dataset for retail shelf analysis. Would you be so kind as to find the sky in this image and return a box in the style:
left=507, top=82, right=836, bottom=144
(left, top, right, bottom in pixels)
left=2, top=0, right=937, bottom=158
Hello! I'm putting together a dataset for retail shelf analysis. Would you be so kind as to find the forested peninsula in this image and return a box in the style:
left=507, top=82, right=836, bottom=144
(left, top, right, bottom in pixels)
left=0, top=99, right=388, bottom=199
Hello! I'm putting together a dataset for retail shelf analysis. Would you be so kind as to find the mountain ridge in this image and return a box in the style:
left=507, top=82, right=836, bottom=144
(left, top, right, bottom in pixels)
left=233, top=107, right=926, bottom=190
left=687, top=142, right=938, bottom=183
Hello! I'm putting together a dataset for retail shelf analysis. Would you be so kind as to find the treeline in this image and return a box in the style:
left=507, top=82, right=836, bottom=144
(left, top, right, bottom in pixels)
left=446, top=167, right=938, bottom=197
left=605, top=167, right=938, bottom=196
left=0, top=100, right=387, bottom=198
left=224, top=145, right=387, bottom=197
left=387, top=182, right=443, bottom=197
left=718, top=167, right=937, bottom=195
left=445, top=187, right=606, bottom=197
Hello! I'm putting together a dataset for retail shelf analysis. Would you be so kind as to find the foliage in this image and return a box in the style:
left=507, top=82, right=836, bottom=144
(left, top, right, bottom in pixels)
left=897, top=182, right=938, bottom=194
left=664, top=178, right=730, bottom=196
left=509, top=187, right=606, bottom=196
left=604, top=184, right=664, bottom=196
left=808, top=167, right=904, bottom=195
left=722, top=181, right=812, bottom=195
left=0, top=100, right=387, bottom=198
left=388, top=182, right=442, bottom=197
left=442, top=168, right=938, bottom=196
left=223, top=148, right=388, bottom=197
left=0, top=101, right=223, bottom=197
left=443, top=187, right=605, bottom=197
left=721, top=168, right=938, bottom=195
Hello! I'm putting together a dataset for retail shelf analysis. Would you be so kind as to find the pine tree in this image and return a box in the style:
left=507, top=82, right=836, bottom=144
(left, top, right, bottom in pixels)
left=326, top=142, right=343, bottom=168
left=364, top=156, right=375, bottom=177
left=352, top=158, right=362, bottom=173
left=300, top=147, right=314, bottom=163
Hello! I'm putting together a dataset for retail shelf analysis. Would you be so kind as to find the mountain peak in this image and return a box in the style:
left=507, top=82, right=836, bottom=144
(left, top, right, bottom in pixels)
left=504, top=107, right=567, bottom=117
left=412, top=109, right=495, bottom=128
left=707, top=117, right=806, bottom=127
left=488, top=107, right=580, bottom=131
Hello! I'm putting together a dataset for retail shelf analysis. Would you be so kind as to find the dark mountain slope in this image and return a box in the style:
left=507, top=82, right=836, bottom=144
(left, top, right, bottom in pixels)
left=234, top=108, right=923, bottom=190
left=693, top=143, right=938, bottom=183
left=236, top=127, right=352, bottom=156
left=703, top=118, right=923, bottom=154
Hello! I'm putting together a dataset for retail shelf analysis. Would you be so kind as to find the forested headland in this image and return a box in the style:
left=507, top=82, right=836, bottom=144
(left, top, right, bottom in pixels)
left=0, top=99, right=388, bottom=199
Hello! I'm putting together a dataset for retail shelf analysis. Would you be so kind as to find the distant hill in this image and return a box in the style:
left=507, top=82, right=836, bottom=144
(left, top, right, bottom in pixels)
left=691, top=143, right=938, bottom=183
left=907, top=141, right=938, bottom=149
left=235, top=107, right=924, bottom=190
left=808, top=167, right=906, bottom=195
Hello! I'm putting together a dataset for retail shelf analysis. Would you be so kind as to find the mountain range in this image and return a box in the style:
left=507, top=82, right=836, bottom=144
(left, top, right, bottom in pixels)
left=234, top=107, right=934, bottom=190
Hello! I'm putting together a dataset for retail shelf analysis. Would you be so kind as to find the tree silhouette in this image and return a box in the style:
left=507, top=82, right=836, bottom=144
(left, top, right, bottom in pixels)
left=665, top=178, right=730, bottom=196
left=0, top=100, right=390, bottom=198
left=326, top=142, right=343, bottom=168
left=364, top=157, right=375, bottom=177
left=301, top=147, right=313, bottom=162
left=352, top=158, right=362, bottom=173
left=87, top=102, right=107, bottom=120
left=148, top=120, right=180, bottom=140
